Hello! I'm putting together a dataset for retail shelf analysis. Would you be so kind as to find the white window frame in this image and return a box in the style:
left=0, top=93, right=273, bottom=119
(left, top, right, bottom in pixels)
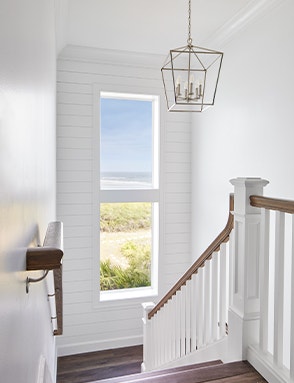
left=96, top=90, right=160, bottom=302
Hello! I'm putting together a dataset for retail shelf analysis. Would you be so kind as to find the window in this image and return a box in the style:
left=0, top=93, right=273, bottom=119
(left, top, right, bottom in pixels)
left=99, top=92, right=159, bottom=301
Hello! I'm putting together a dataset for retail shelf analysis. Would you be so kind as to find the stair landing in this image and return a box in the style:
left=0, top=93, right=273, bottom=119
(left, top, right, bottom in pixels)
left=94, top=360, right=267, bottom=383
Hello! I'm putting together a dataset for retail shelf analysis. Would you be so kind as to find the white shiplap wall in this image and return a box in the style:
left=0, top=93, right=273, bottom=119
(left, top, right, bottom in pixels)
left=56, top=45, right=192, bottom=356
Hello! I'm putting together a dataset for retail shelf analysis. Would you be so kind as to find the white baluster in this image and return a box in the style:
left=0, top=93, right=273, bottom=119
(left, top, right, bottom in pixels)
left=170, top=295, right=176, bottom=362
left=180, top=285, right=186, bottom=356
left=161, top=309, right=165, bottom=365
left=186, top=279, right=191, bottom=354
left=204, top=260, right=211, bottom=345
left=166, top=300, right=172, bottom=363
left=191, top=274, right=197, bottom=351
left=196, top=266, right=204, bottom=348
left=161, top=310, right=165, bottom=365
left=219, top=243, right=227, bottom=338
left=175, top=292, right=181, bottom=358
left=290, top=214, right=294, bottom=380
left=157, top=311, right=162, bottom=367
left=259, top=208, right=270, bottom=353
left=273, top=211, right=285, bottom=367
left=152, top=314, right=157, bottom=368
left=211, top=252, right=219, bottom=341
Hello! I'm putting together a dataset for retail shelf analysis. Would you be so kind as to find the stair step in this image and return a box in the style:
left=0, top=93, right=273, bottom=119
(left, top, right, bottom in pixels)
left=91, top=360, right=266, bottom=383
left=94, top=359, right=223, bottom=383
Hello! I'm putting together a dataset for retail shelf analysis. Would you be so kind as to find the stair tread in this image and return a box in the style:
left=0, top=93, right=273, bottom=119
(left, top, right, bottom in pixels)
left=93, top=359, right=223, bottom=383
left=91, top=361, right=263, bottom=383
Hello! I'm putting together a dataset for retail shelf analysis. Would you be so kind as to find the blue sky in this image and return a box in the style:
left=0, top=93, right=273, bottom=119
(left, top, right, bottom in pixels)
left=100, top=97, right=152, bottom=173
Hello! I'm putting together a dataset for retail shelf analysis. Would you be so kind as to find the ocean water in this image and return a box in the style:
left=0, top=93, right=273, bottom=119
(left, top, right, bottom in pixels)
left=101, top=172, right=152, bottom=189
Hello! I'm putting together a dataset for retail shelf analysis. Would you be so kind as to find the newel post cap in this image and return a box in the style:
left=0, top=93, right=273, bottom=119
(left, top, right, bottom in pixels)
left=230, top=177, right=269, bottom=215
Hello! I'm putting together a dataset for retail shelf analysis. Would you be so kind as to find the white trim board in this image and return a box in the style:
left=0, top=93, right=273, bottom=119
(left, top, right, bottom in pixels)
left=57, top=335, right=143, bottom=357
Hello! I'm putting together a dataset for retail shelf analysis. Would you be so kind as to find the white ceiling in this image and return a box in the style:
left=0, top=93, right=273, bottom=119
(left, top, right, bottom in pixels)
left=56, top=0, right=273, bottom=55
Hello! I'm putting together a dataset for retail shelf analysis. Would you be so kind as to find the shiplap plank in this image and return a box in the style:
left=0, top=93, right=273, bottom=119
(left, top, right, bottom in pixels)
left=165, top=213, right=191, bottom=224
left=165, top=222, right=191, bottom=234
left=165, top=163, right=191, bottom=173
left=57, top=148, right=92, bottom=160
left=165, top=152, right=190, bottom=163
left=164, top=255, right=192, bottom=265
left=57, top=92, right=92, bottom=105
left=165, top=172, right=191, bottom=183
left=59, top=327, right=142, bottom=345
left=63, top=307, right=141, bottom=326
left=57, top=159, right=92, bottom=171
left=63, top=269, right=93, bottom=282
left=63, top=258, right=92, bottom=271
left=57, top=193, right=92, bottom=204
left=57, top=70, right=160, bottom=89
left=164, top=243, right=190, bottom=254
left=59, top=215, right=92, bottom=227
left=58, top=103, right=92, bottom=116
left=63, top=291, right=92, bottom=305
left=57, top=171, right=92, bottom=183
left=165, top=233, right=190, bottom=244
left=63, top=302, right=93, bottom=316
left=165, top=204, right=191, bottom=214
left=57, top=115, right=92, bottom=127
left=164, top=263, right=190, bottom=275
left=57, top=82, right=92, bottom=94
left=58, top=126, right=92, bottom=138
left=63, top=317, right=142, bottom=337
left=63, top=237, right=92, bottom=249
left=63, top=225, right=92, bottom=238
left=166, top=142, right=191, bottom=153
left=57, top=204, right=93, bottom=216
left=165, top=194, right=191, bottom=204
left=63, top=280, right=92, bottom=293
left=58, top=56, right=159, bottom=70
left=61, top=247, right=92, bottom=259
left=57, top=61, right=160, bottom=81
left=57, top=182, right=92, bottom=194
left=166, top=131, right=190, bottom=143
left=57, top=137, right=92, bottom=149
left=164, top=183, right=191, bottom=193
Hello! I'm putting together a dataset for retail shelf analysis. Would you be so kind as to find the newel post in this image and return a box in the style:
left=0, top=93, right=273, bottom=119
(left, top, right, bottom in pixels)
left=228, top=178, right=269, bottom=361
left=141, top=302, right=155, bottom=372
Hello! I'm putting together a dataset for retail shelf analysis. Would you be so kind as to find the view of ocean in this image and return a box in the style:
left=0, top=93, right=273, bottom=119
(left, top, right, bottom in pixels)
left=101, top=172, right=152, bottom=189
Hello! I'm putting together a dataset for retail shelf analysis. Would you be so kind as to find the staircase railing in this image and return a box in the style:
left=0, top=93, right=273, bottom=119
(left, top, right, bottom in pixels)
left=247, top=194, right=294, bottom=383
left=143, top=178, right=294, bottom=382
left=142, top=194, right=234, bottom=371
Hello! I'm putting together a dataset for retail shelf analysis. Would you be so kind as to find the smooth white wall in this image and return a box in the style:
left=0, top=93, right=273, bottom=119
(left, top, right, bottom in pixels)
left=56, top=46, right=192, bottom=355
left=191, top=0, right=294, bottom=258
left=0, top=0, right=57, bottom=382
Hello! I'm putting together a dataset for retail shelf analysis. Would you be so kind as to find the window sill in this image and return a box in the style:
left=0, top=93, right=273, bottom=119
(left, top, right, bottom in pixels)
left=100, top=286, right=158, bottom=302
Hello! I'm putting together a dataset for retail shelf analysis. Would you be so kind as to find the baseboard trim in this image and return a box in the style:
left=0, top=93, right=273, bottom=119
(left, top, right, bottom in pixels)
left=247, top=344, right=289, bottom=383
left=57, top=335, right=143, bottom=357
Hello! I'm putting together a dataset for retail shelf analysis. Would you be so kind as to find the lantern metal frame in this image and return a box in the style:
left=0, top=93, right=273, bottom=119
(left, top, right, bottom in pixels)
left=161, top=0, right=223, bottom=112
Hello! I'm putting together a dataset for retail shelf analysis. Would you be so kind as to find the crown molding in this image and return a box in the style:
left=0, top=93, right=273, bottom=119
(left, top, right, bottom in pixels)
left=58, top=44, right=165, bottom=69
left=204, top=0, right=285, bottom=49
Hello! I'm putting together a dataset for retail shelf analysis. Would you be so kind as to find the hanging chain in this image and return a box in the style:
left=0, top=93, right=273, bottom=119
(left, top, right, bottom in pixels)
left=187, top=0, right=192, bottom=46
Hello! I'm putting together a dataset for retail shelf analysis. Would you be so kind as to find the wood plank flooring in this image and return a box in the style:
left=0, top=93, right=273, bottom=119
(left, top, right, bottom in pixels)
left=57, top=345, right=267, bottom=383
left=57, top=345, right=143, bottom=383
left=95, top=361, right=267, bottom=383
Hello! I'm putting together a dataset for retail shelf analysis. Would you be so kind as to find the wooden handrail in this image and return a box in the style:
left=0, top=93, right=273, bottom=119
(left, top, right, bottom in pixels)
left=26, top=221, right=63, bottom=335
left=148, top=194, right=234, bottom=320
left=250, top=195, right=294, bottom=214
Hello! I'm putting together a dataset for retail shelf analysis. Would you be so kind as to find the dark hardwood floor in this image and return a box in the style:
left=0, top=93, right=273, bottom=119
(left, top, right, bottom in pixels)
left=57, top=345, right=267, bottom=383
left=57, top=345, right=143, bottom=383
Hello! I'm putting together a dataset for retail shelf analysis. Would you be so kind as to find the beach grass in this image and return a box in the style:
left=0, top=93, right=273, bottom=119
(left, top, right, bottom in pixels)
left=100, top=203, right=152, bottom=290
